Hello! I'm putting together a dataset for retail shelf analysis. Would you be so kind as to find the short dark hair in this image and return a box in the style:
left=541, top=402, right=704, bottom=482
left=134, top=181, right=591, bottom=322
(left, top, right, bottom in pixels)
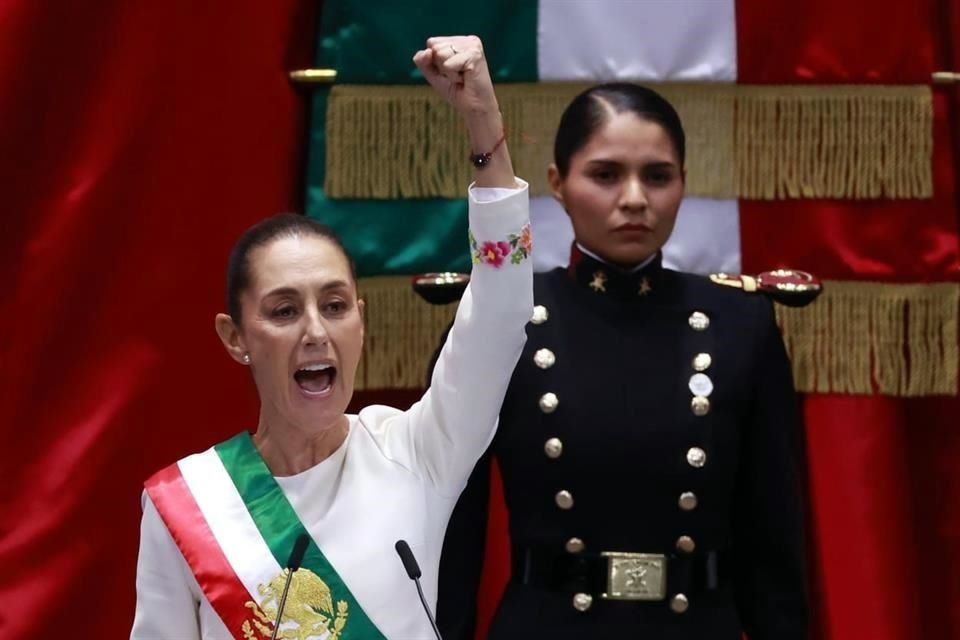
left=225, top=213, right=356, bottom=325
left=553, top=83, right=685, bottom=177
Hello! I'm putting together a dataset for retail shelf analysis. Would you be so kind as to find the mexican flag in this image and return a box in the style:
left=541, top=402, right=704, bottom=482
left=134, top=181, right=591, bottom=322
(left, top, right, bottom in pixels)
left=305, top=1, right=960, bottom=638
left=306, top=0, right=956, bottom=395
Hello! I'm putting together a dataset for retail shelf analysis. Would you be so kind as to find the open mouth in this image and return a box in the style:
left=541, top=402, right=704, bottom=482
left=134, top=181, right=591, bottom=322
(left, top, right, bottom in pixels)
left=294, top=363, right=336, bottom=395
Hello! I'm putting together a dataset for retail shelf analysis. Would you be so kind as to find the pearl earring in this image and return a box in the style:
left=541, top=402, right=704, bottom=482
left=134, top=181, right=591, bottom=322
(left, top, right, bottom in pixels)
left=242, top=353, right=251, bottom=364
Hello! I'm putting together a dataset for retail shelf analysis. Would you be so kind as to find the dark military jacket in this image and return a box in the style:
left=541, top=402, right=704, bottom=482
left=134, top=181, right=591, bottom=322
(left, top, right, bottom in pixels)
left=436, top=251, right=809, bottom=640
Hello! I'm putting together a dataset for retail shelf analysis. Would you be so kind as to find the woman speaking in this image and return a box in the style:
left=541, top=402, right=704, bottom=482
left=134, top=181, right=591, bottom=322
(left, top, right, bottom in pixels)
left=131, top=35, right=530, bottom=639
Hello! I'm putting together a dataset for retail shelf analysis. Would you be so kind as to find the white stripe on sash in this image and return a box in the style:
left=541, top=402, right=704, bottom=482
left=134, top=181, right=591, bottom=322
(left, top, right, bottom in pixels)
left=178, top=449, right=282, bottom=603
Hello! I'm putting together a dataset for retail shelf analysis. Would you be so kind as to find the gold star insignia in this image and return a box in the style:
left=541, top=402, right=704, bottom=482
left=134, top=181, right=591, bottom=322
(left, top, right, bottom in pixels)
left=589, top=270, right=607, bottom=293
left=638, top=277, right=652, bottom=296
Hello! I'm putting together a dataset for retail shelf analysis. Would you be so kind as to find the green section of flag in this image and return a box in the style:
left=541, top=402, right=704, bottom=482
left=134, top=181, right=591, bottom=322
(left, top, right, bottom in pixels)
left=315, top=0, right=538, bottom=84
left=215, top=433, right=386, bottom=640
left=306, top=0, right=538, bottom=276
left=305, top=86, right=470, bottom=276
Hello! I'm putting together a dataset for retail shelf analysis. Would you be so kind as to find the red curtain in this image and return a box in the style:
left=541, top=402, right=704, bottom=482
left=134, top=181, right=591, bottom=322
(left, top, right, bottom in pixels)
left=0, top=2, right=317, bottom=636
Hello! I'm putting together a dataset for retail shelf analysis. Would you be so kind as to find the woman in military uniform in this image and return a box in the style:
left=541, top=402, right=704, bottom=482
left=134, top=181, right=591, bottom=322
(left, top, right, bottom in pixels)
left=436, top=83, right=808, bottom=640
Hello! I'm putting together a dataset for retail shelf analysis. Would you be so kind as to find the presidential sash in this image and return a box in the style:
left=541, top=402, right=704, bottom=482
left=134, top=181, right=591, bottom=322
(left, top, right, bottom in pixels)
left=145, top=432, right=386, bottom=640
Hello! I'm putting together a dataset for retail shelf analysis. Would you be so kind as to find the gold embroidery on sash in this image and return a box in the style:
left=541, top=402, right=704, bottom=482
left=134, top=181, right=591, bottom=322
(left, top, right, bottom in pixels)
left=242, top=568, right=349, bottom=639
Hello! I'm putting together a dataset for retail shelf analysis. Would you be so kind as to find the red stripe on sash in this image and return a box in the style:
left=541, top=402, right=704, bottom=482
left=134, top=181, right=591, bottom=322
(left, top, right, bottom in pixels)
left=146, top=463, right=256, bottom=639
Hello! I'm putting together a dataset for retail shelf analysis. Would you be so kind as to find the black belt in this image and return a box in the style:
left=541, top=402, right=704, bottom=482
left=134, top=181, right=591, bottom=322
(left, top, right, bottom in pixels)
left=511, top=544, right=728, bottom=601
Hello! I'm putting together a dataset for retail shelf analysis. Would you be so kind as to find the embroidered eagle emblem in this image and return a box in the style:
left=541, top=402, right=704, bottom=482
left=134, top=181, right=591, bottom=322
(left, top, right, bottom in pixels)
left=242, top=568, right=348, bottom=639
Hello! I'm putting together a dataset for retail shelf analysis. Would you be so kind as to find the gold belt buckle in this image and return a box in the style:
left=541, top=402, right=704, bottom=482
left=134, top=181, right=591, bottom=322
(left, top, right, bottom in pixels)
left=599, top=551, right=666, bottom=601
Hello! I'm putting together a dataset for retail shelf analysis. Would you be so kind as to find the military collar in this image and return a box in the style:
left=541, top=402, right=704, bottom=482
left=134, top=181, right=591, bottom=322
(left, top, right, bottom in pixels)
left=567, top=244, right=664, bottom=300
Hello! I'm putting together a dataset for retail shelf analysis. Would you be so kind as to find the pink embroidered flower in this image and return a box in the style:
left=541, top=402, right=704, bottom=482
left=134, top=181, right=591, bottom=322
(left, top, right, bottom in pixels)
left=479, top=240, right=511, bottom=267
left=519, top=224, right=533, bottom=254
left=470, top=226, right=531, bottom=268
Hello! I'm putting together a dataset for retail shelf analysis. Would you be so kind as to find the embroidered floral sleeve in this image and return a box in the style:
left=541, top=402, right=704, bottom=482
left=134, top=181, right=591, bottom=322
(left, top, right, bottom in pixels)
left=469, top=223, right=532, bottom=268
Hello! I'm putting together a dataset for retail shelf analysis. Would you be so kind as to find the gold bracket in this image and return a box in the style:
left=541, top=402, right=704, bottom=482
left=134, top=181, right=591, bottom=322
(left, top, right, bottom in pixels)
left=288, top=68, right=338, bottom=85
left=932, top=71, right=960, bottom=84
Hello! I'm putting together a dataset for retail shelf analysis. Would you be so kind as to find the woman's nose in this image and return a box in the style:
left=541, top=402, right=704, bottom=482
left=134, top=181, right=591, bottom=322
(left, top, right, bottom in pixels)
left=619, top=176, right=648, bottom=210
left=303, top=310, right=328, bottom=346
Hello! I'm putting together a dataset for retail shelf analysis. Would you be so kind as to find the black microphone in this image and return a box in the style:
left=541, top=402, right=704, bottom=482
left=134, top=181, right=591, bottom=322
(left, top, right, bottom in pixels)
left=270, top=534, right=311, bottom=640
left=395, top=540, right=442, bottom=640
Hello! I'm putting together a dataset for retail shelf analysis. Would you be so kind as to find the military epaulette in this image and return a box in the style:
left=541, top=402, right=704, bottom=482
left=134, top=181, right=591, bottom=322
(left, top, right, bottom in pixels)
left=708, top=269, right=823, bottom=307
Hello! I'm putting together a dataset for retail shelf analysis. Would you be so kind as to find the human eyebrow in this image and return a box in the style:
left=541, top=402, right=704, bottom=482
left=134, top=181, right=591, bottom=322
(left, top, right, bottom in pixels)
left=263, top=286, right=300, bottom=299
left=264, top=280, right=351, bottom=298
left=643, top=161, right=679, bottom=173
left=584, top=159, right=622, bottom=168
left=320, top=280, right=352, bottom=294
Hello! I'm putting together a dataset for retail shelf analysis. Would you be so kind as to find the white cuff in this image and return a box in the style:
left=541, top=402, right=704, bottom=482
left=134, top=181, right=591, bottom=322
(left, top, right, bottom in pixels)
left=469, top=178, right=527, bottom=203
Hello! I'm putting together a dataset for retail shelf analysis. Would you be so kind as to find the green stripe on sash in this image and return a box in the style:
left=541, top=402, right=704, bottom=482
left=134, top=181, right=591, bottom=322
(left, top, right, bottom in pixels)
left=215, top=432, right=386, bottom=640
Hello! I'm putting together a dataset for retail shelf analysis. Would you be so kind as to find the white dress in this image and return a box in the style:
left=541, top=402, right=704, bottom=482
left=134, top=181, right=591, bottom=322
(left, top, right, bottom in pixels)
left=131, top=182, right=531, bottom=640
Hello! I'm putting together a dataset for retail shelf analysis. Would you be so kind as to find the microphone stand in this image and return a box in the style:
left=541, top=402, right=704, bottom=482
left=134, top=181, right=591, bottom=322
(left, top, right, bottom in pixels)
left=270, top=568, right=297, bottom=640
left=270, top=534, right=311, bottom=640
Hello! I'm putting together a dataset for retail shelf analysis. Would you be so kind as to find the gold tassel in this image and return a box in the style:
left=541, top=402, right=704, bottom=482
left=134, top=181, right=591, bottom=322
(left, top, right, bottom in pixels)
left=776, top=281, right=959, bottom=396
left=325, top=84, right=931, bottom=201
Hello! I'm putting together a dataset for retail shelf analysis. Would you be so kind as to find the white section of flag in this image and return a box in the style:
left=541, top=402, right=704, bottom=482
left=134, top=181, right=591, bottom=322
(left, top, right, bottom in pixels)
left=178, top=450, right=281, bottom=603
left=662, top=198, right=741, bottom=274
left=537, top=0, right=738, bottom=81
left=530, top=196, right=574, bottom=272
left=534, top=0, right=740, bottom=275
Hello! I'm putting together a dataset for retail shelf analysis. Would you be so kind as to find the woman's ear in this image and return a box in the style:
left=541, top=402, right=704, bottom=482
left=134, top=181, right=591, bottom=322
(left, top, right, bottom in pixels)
left=547, top=163, right=565, bottom=206
left=215, top=313, right=248, bottom=364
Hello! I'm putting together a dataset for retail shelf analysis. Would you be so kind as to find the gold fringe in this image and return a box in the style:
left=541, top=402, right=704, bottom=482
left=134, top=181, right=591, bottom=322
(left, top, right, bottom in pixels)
left=776, top=281, right=959, bottom=396
left=354, top=276, right=456, bottom=390
left=735, top=86, right=933, bottom=199
left=325, top=84, right=931, bottom=201
left=356, top=277, right=957, bottom=396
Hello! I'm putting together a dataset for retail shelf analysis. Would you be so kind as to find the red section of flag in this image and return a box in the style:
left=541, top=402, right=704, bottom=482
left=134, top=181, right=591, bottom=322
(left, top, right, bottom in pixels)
left=736, top=0, right=937, bottom=83
left=737, top=0, right=959, bottom=282
left=146, top=464, right=254, bottom=635
left=804, top=395, right=960, bottom=640
left=740, top=91, right=960, bottom=281
left=735, top=1, right=960, bottom=639
left=803, top=396, right=924, bottom=640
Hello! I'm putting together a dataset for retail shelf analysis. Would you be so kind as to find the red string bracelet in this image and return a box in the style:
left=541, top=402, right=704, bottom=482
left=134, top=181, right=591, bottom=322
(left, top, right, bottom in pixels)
left=469, top=129, right=507, bottom=168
